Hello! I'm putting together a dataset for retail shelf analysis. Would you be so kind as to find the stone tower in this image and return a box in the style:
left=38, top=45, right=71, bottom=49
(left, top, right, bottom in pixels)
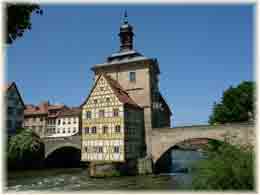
left=91, top=13, right=172, bottom=155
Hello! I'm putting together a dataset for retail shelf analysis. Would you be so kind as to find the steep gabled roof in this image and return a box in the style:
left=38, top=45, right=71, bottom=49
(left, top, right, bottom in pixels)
left=159, top=92, right=172, bottom=116
left=103, top=75, right=140, bottom=109
left=81, top=74, right=141, bottom=109
left=5, top=82, right=25, bottom=108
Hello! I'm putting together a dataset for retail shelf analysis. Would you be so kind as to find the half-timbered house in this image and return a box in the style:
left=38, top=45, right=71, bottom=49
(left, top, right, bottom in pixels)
left=81, top=74, right=145, bottom=162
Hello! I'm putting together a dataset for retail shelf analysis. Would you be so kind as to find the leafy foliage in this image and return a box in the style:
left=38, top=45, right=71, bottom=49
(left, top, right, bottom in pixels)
left=209, top=81, right=255, bottom=124
left=8, top=129, right=44, bottom=169
left=191, top=140, right=254, bottom=190
left=6, top=3, right=43, bottom=44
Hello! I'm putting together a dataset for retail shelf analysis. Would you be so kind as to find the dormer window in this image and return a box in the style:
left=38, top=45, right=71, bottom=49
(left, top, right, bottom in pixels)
left=129, top=72, right=136, bottom=82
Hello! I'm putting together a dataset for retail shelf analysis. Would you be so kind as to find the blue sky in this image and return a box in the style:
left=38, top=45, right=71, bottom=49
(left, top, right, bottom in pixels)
left=7, top=4, right=254, bottom=126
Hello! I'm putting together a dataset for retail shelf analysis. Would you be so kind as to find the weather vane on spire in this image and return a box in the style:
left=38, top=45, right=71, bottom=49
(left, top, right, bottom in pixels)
left=123, top=10, right=128, bottom=24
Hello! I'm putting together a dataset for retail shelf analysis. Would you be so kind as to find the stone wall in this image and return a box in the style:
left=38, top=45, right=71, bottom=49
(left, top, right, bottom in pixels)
left=151, top=122, right=255, bottom=163
left=44, top=135, right=81, bottom=158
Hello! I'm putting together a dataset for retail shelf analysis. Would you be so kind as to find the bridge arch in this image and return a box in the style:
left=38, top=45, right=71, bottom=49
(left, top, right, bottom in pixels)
left=45, top=143, right=81, bottom=159
left=44, top=144, right=81, bottom=168
left=151, top=123, right=254, bottom=164
left=153, top=137, right=221, bottom=173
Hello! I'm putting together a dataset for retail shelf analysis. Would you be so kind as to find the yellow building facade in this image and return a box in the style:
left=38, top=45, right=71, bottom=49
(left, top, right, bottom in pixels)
left=81, top=74, right=145, bottom=163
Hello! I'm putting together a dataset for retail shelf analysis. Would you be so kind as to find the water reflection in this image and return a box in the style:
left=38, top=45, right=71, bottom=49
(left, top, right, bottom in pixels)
left=171, top=149, right=205, bottom=173
left=170, top=149, right=206, bottom=188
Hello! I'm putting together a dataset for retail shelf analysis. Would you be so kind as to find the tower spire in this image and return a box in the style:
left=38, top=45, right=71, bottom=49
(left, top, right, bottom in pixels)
left=118, top=10, right=134, bottom=52
left=123, top=10, right=128, bottom=24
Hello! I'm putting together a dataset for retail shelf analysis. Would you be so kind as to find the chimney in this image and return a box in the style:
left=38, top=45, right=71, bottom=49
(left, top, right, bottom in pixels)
left=39, top=101, right=50, bottom=112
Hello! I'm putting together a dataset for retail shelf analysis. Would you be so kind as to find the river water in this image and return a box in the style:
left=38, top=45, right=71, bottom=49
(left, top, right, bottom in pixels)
left=6, top=149, right=204, bottom=192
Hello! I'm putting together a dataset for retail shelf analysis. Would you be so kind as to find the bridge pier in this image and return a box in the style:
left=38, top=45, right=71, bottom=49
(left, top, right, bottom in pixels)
left=88, top=156, right=154, bottom=177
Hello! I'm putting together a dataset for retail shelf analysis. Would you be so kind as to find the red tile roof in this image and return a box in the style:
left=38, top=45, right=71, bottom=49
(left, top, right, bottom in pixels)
left=24, top=105, right=48, bottom=115
left=103, top=75, right=141, bottom=109
left=57, top=107, right=81, bottom=117
left=81, top=74, right=141, bottom=109
left=24, top=101, right=66, bottom=116
left=48, top=105, right=65, bottom=110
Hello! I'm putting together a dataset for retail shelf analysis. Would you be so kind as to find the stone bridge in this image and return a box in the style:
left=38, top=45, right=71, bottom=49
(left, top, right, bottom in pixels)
left=151, top=122, right=255, bottom=163
left=43, top=135, right=81, bottom=158
left=42, top=123, right=255, bottom=163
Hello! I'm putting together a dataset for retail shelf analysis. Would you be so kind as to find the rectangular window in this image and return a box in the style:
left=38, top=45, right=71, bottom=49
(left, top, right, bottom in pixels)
left=115, top=125, right=121, bottom=133
left=16, top=109, right=23, bottom=116
left=113, top=109, right=119, bottom=117
left=106, top=97, right=110, bottom=102
left=91, top=126, right=96, bottom=134
left=114, top=146, right=120, bottom=153
left=98, top=146, right=103, bottom=153
left=93, top=99, right=98, bottom=104
left=99, top=110, right=105, bottom=118
left=7, top=107, right=13, bottom=115
left=7, top=120, right=12, bottom=129
left=85, top=127, right=89, bottom=134
left=58, top=119, right=61, bottom=125
left=85, top=146, right=88, bottom=152
left=86, top=111, right=91, bottom=119
left=103, top=126, right=108, bottom=134
left=129, top=72, right=136, bottom=82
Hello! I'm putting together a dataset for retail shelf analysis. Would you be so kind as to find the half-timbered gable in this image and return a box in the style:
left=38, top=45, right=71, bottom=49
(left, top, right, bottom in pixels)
left=81, top=74, right=126, bottom=162
left=81, top=73, right=146, bottom=163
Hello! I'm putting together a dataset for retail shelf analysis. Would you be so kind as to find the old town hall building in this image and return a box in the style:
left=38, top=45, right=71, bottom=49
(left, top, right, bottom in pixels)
left=81, top=14, right=172, bottom=167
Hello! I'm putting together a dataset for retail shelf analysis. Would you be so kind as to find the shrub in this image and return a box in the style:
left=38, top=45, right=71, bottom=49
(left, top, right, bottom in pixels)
left=191, top=141, right=254, bottom=191
left=7, top=129, right=44, bottom=170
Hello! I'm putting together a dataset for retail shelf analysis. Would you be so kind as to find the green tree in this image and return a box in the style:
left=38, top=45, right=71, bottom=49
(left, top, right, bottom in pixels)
left=209, top=81, right=255, bottom=124
left=8, top=129, right=44, bottom=170
left=191, top=141, right=254, bottom=190
left=6, top=3, right=42, bottom=44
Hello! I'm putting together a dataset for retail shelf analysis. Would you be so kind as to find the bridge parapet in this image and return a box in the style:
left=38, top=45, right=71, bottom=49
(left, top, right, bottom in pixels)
left=152, top=122, right=254, bottom=132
